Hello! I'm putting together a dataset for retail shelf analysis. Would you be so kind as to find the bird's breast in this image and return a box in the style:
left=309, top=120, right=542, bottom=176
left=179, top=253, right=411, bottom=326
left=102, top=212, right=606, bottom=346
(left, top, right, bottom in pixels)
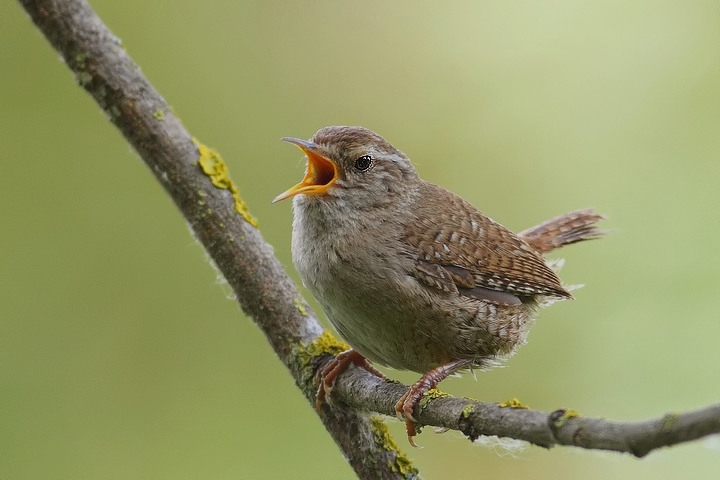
left=291, top=202, right=404, bottom=295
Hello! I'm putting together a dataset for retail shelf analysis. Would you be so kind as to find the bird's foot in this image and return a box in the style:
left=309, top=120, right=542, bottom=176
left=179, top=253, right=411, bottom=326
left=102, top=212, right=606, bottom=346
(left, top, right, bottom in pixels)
left=315, top=349, right=386, bottom=411
left=395, top=359, right=472, bottom=447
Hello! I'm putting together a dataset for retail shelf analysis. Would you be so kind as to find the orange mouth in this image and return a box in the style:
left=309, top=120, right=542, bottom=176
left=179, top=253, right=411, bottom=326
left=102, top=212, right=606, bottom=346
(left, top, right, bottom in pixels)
left=272, top=137, right=338, bottom=203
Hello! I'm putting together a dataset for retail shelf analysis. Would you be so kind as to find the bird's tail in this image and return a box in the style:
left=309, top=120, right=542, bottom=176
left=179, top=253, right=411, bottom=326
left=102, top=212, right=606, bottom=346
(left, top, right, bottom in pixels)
left=519, top=208, right=609, bottom=254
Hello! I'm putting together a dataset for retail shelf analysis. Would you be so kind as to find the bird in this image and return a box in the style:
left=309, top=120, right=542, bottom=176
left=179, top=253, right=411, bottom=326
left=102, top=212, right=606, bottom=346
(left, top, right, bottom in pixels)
left=273, top=126, right=606, bottom=445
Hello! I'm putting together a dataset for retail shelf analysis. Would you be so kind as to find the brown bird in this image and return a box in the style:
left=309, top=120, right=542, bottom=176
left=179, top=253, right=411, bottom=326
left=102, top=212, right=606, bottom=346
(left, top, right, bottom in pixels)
left=273, top=126, right=606, bottom=445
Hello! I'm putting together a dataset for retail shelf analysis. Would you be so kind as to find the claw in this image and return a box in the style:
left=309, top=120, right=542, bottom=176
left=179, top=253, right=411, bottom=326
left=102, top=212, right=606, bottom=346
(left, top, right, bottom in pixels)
left=315, top=349, right=386, bottom=412
left=407, top=431, right=422, bottom=448
left=394, top=359, right=472, bottom=446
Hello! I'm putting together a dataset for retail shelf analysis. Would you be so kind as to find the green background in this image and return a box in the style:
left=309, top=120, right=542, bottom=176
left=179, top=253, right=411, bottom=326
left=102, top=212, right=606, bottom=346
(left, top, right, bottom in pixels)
left=3, top=1, right=720, bottom=478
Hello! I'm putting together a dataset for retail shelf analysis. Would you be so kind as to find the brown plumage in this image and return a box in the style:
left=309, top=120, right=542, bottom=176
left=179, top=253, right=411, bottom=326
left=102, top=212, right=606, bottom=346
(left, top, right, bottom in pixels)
left=274, top=126, right=607, bottom=445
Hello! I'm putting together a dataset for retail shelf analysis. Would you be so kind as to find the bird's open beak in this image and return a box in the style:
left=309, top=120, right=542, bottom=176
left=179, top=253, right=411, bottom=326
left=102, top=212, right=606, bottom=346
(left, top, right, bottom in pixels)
left=272, top=137, right=339, bottom=203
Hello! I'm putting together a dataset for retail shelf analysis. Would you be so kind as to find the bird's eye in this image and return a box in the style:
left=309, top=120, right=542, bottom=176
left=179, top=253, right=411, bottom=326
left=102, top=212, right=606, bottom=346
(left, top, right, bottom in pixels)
left=354, top=155, right=373, bottom=172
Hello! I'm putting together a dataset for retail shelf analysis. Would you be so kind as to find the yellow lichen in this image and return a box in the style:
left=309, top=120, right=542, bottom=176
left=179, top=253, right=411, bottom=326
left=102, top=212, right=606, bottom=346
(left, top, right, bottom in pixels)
left=293, top=296, right=308, bottom=316
left=424, top=388, right=450, bottom=400
left=370, top=416, right=418, bottom=477
left=193, top=138, right=258, bottom=227
left=418, top=388, right=450, bottom=412
left=153, top=108, right=165, bottom=120
left=499, top=398, right=529, bottom=409
left=303, top=330, right=350, bottom=357
left=294, top=331, right=350, bottom=394
left=552, top=409, right=580, bottom=428
left=297, top=330, right=350, bottom=364
left=461, top=403, right=476, bottom=418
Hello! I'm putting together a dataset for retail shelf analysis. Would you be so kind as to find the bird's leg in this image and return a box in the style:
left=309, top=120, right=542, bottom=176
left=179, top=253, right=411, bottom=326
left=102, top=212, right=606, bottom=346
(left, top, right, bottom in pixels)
left=316, top=348, right=387, bottom=411
left=396, top=359, right=472, bottom=447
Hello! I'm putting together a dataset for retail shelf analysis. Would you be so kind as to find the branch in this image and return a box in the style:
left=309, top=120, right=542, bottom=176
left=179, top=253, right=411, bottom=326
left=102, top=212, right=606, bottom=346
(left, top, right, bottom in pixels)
left=19, top=0, right=720, bottom=477
left=331, top=366, right=720, bottom=457
left=18, top=1, right=416, bottom=478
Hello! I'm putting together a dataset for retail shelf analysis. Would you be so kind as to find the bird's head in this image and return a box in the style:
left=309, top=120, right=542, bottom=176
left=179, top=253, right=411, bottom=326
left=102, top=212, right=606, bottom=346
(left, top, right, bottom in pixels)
left=273, top=126, right=419, bottom=210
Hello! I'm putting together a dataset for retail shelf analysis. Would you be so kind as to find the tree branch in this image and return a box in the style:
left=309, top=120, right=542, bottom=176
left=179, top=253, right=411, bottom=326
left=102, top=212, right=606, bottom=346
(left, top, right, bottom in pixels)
left=18, top=1, right=416, bottom=478
left=18, top=0, right=720, bottom=477
left=331, top=366, right=720, bottom=457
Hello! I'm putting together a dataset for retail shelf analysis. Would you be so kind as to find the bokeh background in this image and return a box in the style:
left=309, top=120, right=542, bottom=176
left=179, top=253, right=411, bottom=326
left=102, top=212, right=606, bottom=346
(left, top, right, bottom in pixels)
left=3, top=1, right=720, bottom=478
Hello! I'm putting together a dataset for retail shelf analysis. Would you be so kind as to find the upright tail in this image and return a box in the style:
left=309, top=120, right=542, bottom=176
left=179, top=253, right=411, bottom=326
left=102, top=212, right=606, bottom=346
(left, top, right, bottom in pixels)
left=519, top=208, right=609, bottom=254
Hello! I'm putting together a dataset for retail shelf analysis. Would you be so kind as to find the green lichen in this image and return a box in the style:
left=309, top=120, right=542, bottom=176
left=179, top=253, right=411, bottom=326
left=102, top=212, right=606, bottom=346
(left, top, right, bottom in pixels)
left=109, top=105, right=121, bottom=119
left=293, top=296, right=308, bottom=316
left=197, top=189, right=207, bottom=206
left=193, top=138, right=259, bottom=227
left=370, top=416, right=419, bottom=478
left=499, top=398, right=530, bottom=409
left=662, top=412, right=679, bottom=432
left=77, top=71, right=93, bottom=86
left=461, top=403, right=476, bottom=419
left=153, top=108, right=165, bottom=120
left=73, top=52, right=92, bottom=86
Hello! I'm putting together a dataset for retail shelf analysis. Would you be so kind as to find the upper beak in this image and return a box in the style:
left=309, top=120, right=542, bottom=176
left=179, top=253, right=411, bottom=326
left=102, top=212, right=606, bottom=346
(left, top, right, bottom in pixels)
left=272, top=137, right=339, bottom=203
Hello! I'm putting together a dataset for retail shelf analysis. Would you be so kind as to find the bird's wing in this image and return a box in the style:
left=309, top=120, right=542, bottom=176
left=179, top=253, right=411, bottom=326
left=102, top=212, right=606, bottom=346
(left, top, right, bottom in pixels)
left=403, top=183, right=571, bottom=302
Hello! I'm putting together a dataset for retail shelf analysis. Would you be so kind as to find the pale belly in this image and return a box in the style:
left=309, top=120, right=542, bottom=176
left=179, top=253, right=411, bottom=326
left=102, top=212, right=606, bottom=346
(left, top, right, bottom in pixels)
left=310, top=268, right=535, bottom=373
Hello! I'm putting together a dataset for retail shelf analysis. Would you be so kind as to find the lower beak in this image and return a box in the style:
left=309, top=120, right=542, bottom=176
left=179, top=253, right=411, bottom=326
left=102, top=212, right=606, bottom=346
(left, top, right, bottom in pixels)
left=272, top=137, right=339, bottom=203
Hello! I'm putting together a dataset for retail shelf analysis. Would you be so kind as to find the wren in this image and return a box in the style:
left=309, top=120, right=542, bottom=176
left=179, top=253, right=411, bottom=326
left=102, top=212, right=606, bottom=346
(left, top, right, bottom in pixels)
left=273, top=126, right=606, bottom=445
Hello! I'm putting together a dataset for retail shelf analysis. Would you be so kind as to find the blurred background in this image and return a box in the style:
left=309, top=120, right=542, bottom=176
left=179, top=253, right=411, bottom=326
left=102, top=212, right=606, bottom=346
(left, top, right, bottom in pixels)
left=2, top=1, right=720, bottom=478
